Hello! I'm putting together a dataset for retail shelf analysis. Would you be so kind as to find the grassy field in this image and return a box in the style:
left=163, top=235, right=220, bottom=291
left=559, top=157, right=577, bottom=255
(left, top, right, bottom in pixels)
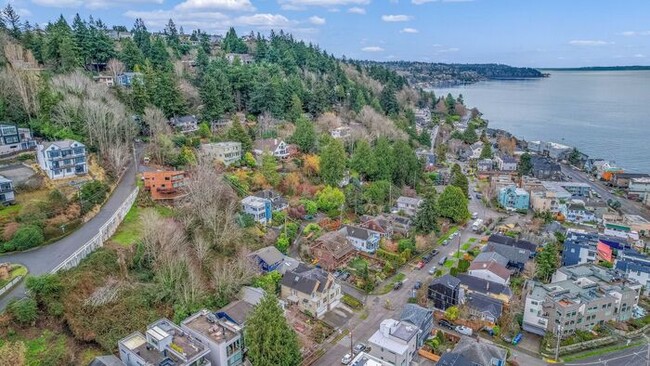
left=111, top=205, right=175, bottom=247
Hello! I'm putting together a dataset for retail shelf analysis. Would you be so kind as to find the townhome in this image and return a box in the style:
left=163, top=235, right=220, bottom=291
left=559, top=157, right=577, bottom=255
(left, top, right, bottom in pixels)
left=170, top=115, right=199, bottom=133
left=563, top=200, right=597, bottom=224
left=530, top=155, right=562, bottom=180
left=428, top=274, right=462, bottom=310
left=0, top=175, right=15, bottom=205
left=342, top=225, right=380, bottom=253
left=368, top=319, right=419, bottom=366
left=468, top=261, right=511, bottom=286
left=280, top=265, right=341, bottom=319
left=437, top=337, right=507, bottom=366
left=36, top=140, right=88, bottom=180
left=241, top=196, right=272, bottom=224
left=118, top=318, right=211, bottom=366
left=253, top=139, right=289, bottom=159
left=181, top=310, right=244, bottom=366
left=201, top=142, right=242, bottom=166
left=396, top=196, right=424, bottom=217
left=488, top=234, right=538, bottom=253
left=0, top=124, right=35, bottom=155
left=498, top=185, right=530, bottom=211
left=523, top=264, right=642, bottom=337
left=477, top=158, right=494, bottom=172
left=309, top=229, right=356, bottom=271
left=399, top=304, right=433, bottom=349
left=143, top=171, right=188, bottom=200
left=495, top=154, right=518, bottom=171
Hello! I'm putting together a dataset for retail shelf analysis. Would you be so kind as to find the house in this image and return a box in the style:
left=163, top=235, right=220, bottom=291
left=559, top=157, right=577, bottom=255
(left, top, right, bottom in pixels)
left=396, top=196, right=423, bottom=217
left=498, top=185, right=530, bottom=211
left=170, top=115, right=199, bottom=133
left=36, top=140, right=88, bottom=180
left=0, top=124, right=35, bottom=155
left=584, top=199, right=610, bottom=220
left=495, top=154, right=517, bottom=171
left=94, top=74, right=114, bottom=86
left=629, top=177, right=650, bottom=200
left=399, top=304, right=434, bottom=349
left=611, top=173, right=650, bottom=189
left=491, top=175, right=514, bottom=193
left=530, top=155, right=562, bottom=180
left=89, top=355, right=124, bottom=366
left=482, top=243, right=531, bottom=272
left=359, top=215, right=394, bottom=239
left=488, top=234, right=538, bottom=253
left=616, top=251, right=650, bottom=291
left=342, top=225, right=380, bottom=253
left=0, top=175, right=15, bottom=205
left=523, top=263, right=641, bottom=336
left=368, top=319, right=419, bottom=366
left=468, top=261, right=511, bottom=286
left=477, top=158, right=494, bottom=172
left=427, top=274, right=462, bottom=310
left=564, top=200, right=597, bottom=224
left=253, top=139, right=289, bottom=159
left=143, top=171, right=187, bottom=200
left=528, top=140, right=572, bottom=159
left=465, top=292, right=504, bottom=323
left=225, top=53, right=254, bottom=64
left=115, top=72, right=142, bottom=87
left=216, top=287, right=268, bottom=326
left=416, top=149, right=436, bottom=171
left=181, top=310, right=244, bottom=366
left=469, top=141, right=484, bottom=160
left=330, top=126, right=351, bottom=139
left=201, top=142, right=242, bottom=166
left=118, top=319, right=211, bottom=366
left=106, top=29, right=133, bottom=40
left=249, top=246, right=299, bottom=274
left=474, top=252, right=509, bottom=267
left=253, top=189, right=288, bottom=212
left=280, top=265, right=341, bottom=318
left=456, top=274, right=513, bottom=304
left=309, top=229, right=356, bottom=271
left=437, top=337, right=507, bottom=366
left=241, top=196, right=272, bottom=224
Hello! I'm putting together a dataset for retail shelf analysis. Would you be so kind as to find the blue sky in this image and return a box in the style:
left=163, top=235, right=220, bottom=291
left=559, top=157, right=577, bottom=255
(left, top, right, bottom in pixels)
left=14, top=0, right=650, bottom=67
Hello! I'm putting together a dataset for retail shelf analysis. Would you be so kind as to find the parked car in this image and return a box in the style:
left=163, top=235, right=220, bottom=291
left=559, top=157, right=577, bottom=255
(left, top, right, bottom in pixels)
left=455, top=325, right=473, bottom=336
left=475, top=193, right=482, bottom=199
left=428, top=266, right=437, bottom=275
left=414, top=281, right=422, bottom=290
left=416, top=261, right=425, bottom=270
left=438, top=256, right=447, bottom=265
left=431, top=249, right=439, bottom=256
left=341, top=353, right=353, bottom=364
left=472, top=212, right=479, bottom=219
left=512, top=333, right=523, bottom=345
left=393, top=281, right=403, bottom=291
left=438, top=319, right=454, bottom=330
left=353, top=343, right=367, bottom=354
left=422, top=254, right=432, bottom=263
left=442, top=240, right=449, bottom=246
left=333, top=270, right=343, bottom=278
left=340, top=271, right=350, bottom=281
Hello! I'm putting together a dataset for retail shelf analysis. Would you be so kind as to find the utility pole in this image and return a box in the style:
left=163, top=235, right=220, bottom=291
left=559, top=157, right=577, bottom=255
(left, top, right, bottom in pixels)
left=554, top=325, right=562, bottom=362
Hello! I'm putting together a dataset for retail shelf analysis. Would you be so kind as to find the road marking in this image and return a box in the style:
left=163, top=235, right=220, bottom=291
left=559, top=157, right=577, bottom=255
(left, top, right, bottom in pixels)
left=564, top=347, right=647, bottom=366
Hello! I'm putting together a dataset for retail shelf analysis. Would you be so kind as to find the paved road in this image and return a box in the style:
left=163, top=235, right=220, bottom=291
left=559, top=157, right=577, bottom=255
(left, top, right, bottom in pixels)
left=562, top=344, right=650, bottom=366
left=0, top=158, right=137, bottom=310
left=560, top=164, right=650, bottom=220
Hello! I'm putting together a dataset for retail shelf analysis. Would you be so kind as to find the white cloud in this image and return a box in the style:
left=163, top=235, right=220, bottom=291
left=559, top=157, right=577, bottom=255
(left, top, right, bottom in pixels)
left=436, top=47, right=459, bottom=53
left=620, top=30, right=650, bottom=37
left=32, top=0, right=163, bottom=9
left=401, top=27, right=418, bottom=33
left=279, top=0, right=369, bottom=10
left=362, top=46, right=384, bottom=52
left=175, top=0, right=255, bottom=11
left=381, top=14, right=412, bottom=22
left=568, top=40, right=612, bottom=46
left=348, top=6, right=366, bottom=14
left=309, top=15, right=326, bottom=25
left=634, top=54, right=646, bottom=58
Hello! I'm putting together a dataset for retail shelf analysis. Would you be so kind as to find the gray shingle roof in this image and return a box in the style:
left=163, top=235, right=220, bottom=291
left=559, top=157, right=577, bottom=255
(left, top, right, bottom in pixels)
left=431, top=274, right=461, bottom=289
left=488, top=234, right=538, bottom=252
left=484, top=242, right=531, bottom=265
left=474, top=252, right=509, bottom=267
left=251, top=246, right=284, bottom=266
left=456, top=274, right=513, bottom=298
left=446, top=337, right=507, bottom=366
left=399, top=304, right=433, bottom=331
left=281, top=267, right=332, bottom=294
left=344, top=225, right=371, bottom=240
left=466, top=292, right=503, bottom=319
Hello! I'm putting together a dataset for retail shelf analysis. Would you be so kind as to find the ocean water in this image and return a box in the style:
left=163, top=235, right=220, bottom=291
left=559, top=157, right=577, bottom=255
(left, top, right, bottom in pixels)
left=434, top=70, right=650, bottom=173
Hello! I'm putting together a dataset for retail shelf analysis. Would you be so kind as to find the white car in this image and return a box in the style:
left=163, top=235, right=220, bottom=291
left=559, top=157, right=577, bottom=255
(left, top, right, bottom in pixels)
left=341, top=353, right=353, bottom=364
left=428, top=266, right=437, bottom=275
left=455, top=325, right=473, bottom=336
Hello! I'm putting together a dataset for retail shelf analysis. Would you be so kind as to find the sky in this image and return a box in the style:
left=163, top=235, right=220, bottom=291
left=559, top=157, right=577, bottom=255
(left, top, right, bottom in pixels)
left=13, top=0, right=650, bottom=67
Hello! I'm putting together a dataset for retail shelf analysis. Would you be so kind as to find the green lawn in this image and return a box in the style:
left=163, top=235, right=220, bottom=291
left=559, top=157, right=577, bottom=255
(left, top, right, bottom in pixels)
left=0, top=264, right=27, bottom=288
left=111, top=205, right=142, bottom=247
left=376, top=272, right=406, bottom=295
left=461, top=242, right=471, bottom=251
left=443, top=259, right=457, bottom=268
left=436, top=227, right=458, bottom=245
left=0, top=204, right=21, bottom=220
left=468, top=238, right=477, bottom=243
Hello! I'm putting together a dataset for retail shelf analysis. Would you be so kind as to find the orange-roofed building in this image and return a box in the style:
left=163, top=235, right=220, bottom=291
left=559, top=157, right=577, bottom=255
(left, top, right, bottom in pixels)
left=143, top=170, right=187, bottom=200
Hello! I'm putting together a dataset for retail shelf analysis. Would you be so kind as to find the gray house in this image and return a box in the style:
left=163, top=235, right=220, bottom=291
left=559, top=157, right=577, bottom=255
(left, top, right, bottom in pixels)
left=0, top=175, right=15, bottom=205
left=36, top=140, right=88, bottom=180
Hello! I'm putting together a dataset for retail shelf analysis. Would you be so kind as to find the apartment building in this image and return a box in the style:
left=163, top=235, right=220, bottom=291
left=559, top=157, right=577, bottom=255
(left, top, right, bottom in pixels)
left=201, top=142, right=242, bottom=166
left=523, top=264, right=641, bottom=336
left=368, top=319, right=419, bottom=366
left=36, top=140, right=88, bottom=179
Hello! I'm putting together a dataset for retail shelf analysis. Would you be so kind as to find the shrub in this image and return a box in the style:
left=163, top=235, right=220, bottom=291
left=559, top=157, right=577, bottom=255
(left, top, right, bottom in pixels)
left=10, top=225, right=44, bottom=251
left=80, top=180, right=109, bottom=212
left=342, top=294, right=363, bottom=309
left=8, top=298, right=38, bottom=326
left=398, top=239, right=416, bottom=253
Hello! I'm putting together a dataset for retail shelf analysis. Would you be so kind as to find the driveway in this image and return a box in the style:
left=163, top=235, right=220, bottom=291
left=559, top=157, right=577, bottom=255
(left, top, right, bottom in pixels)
left=0, top=158, right=137, bottom=310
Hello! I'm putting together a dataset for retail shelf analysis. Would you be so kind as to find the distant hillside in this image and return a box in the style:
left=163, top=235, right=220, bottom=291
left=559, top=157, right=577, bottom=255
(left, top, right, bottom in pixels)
left=542, top=65, right=650, bottom=71
left=363, top=61, right=545, bottom=87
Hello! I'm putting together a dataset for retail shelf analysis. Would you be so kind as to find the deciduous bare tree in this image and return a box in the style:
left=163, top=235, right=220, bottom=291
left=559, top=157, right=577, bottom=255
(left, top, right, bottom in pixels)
left=106, top=58, right=125, bottom=82
left=2, top=42, right=40, bottom=118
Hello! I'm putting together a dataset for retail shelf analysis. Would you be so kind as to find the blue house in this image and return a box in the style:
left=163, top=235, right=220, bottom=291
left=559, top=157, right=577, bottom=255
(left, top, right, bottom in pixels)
left=498, top=185, right=530, bottom=211
left=248, top=246, right=298, bottom=274
left=116, top=72, right=142, bottom=87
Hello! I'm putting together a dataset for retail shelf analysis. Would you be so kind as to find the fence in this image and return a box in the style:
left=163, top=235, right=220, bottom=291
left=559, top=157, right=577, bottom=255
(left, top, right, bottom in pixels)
left=0, top=275, right=24, bottom=298
left=50, top=187, right=139, bottom=273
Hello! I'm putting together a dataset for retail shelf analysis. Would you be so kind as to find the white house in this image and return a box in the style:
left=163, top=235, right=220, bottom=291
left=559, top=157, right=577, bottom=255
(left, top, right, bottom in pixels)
left=37, top=140, right=88, bottom=180
left=342, top=225, right=380, bottom=253
left=563, top=200, right=597, bottom=224
left=330, top=126, right=351, bottom=139
left=0, top=175, right=15, bottom=205
left=468, top=261, right=511, bottom=286
left=202, top=142, right=242, bottom=166
left=396, top=196, right=424, bottom=217
left=368, top=319, right=419, bottom=366
left=495, top=154, right=518, bottom=171
left=241, top=196, right=272, bottom=224
left=253, top=139, right=289, bottom=159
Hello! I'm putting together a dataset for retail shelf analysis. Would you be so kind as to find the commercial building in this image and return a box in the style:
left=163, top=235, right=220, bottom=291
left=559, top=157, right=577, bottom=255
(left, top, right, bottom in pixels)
left=36, top=139, right=88, bottom=180
left=201, top=142, right=242, bottom=166
left=368, top=319, right=419, bottom=366
left=523, top=264, right=641, bottom=336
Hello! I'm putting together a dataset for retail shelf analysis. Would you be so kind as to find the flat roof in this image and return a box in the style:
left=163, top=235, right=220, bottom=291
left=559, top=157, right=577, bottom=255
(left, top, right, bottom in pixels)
left=183, top=310, right=240, bottom=344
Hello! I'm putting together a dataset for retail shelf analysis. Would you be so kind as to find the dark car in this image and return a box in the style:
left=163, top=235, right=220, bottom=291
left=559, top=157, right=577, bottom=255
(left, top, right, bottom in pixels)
left=340, top=271, right=350, bottom=281
left=414, top=281, right=422, bottom=290
left=422, top=254, right=432, bottom=263
left=438, top=319, right=454, bottom=330
left=393, top=281, right=403, bottom=291
left=431, top=249, right=439, bottom=256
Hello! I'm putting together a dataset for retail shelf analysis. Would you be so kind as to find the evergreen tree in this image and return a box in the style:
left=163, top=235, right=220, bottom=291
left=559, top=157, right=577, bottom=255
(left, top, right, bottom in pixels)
left=226, top=118, right=253, bottom=152
left=287, top=94, right=303, bottom=122
left=414, top=192, right=437, bottom=233
left=132, top=18, right=151, bottom=56
left=200, top=61, right=235, bottom=122
left=149, top=37, right=171, bottom=70
left=436, top=143, right=447, bottom=163
left=438, top=185, right=470, bottom=223
left=43, top=16, right=81, bottom=72
left=2, top=4, right=21, bottom=38
left=450, top=163, right=469, bottom=198
left=373, top=137, right=394, bottom=181
left=480, top=143, right=493, bottom=159
left=320, top=139, right=346, bottom=186
left=380, top=83, right=399, bottom=115
left=223, top=27, right=248, bottom=53
left=392, top=140, right=420, bottom=187
left=244, top=292, right=301, bottom=366
left=72, top=14, right=91, bottom=64
left=535, top=242, right=559, bottom=283
left=88, top=18, right=115, bottom=64
left=164, top=18, right=180, bottom=54
left=418, top=129, right=432, bottom=148
left=518, top=152, right=533, bottom=176
left=290, top=117, right=316, bottom=153
left=261, top=154, right=280, bottom=187
left=445, top=93, right=456, bottom=114
left=462, top=124, right=478, bottom=144
left=350, top=139, right=377, bottom=180
left=119, top=38, right=145, bottom=70
left=131, top=75, right=148, bottom=115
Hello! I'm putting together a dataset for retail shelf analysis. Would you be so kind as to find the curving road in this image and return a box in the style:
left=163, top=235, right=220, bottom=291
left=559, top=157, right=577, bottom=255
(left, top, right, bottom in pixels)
left=0, top=159, right=137, bottom=310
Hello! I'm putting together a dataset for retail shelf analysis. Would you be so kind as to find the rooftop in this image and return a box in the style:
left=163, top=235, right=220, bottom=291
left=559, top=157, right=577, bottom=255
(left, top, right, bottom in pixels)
left=350, top=352, right=391, bottom=366
left=469, top=261, right=511, bottom=281
left=182, top=309, right=241, bottom=344
left=431, top=274, right=461, bottom=289
left=367, top=319, right=410, bottom=355
left=241, top=195, right=269, bottom=207
left=391, top=321, right=419, bottom=342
